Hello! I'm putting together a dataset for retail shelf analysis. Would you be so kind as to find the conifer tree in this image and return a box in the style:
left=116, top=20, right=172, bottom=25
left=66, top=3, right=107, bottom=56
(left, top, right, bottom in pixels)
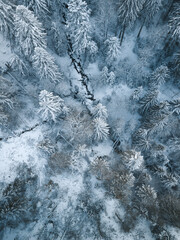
left=137, top=0, right=162, bottom=38
left=32, top=47, right=63, bottom=82
left=14, top=5, right=46, bottom=57
left=93, top=117, right=109, bottom=141
left=39, top=90, right=67, bottom=122
left=92, top=103, right=108, bottom=120
left=101, top=66, right=109, bottom=84
left=0, top=0, right=15, bottom=38
left=118, top=0, right=145, bottom=44
left=105, top=37, right=121, bottom=64
left=24, top=0, right=49, bottom=15
left=107, top=71, right=116, bottom=86
left=151, top=65, right=169, bottom=87
left=66, top=0, right=96, bottom=57
left=168, top=3, right=180, bottom=43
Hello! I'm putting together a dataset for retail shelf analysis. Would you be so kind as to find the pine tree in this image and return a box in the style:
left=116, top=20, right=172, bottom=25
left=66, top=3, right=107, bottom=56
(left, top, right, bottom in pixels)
left=123, top=150, right=144, bottom=171
left=131, top=86, right=143, bottom=100
left=137, top=184, right=157, bottom=203
left=0, top=0, right=15, bottom=38
left=151, top=65, right=169, bottom=87
left=93, top=117, right=109, bottom=141
left=38, top=90, right=67, bottom=121
left=107, top=71, right=115, bottom=85
left=87, top=40, right=98, bottom=56
left=51, top=21, right=67, bottom=56
left=32, top=47, right=63, bottom=82
left=140, top=89, right=159, bottom=113
left=24, top=0, right=49, bottom=15
left=161, top=173, right=178, bottom=190
left=168, top=99, right=180, bottom=115
left=14, top=5, right=46, bottom=57
left=90, top=156, right=110, bottom=180
left=67, top=0, right=95, bottom=56
left=10, top=53, right=28, bottom=76
left=110, top=171, right=135, bottom=201
left=168, top=3, right=180, bottom=43
left=101, top=66, right=109, bottom=84
left=137, top=0, right=162, bottom=38
left=92, top=103, right=108, bottom=120
left=105, top=37, right=121, bottom=64
left=118, top=0, right=145, bottom=44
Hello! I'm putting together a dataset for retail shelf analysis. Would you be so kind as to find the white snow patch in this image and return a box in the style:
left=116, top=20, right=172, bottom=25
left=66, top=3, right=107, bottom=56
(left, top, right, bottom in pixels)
left=92, top=140, right=113, bottom=157
left=0, top=126, right=46, bottom=184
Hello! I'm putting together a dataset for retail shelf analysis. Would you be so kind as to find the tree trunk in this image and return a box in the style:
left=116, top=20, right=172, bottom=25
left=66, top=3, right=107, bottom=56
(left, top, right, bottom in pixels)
left=137, top=18, right=146, bottom=39
left=118, top=29, right=122, bottom=39
left=120, top=25, right=126, bottom=46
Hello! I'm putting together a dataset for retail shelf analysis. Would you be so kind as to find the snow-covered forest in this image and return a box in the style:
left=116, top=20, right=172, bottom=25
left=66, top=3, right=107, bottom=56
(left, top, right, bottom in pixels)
left=0, top=0, right=180, bottom=239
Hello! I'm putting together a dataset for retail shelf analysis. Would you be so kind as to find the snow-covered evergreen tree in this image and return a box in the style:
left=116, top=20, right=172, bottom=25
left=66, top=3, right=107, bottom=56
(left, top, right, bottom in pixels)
left=91, top=156, right=110, bottom=180
left=118, top=0, right=145, bottom=44
left=107, top=71, right=115, bottom=85
left=0, top=0, right=15, bottom=38
left=92, top=103, right=108, bottom=120
left=168, top=3, right=180, bottom=43
left=168, top=98, right=180, bottom=115
left=93, top=117, right=109, bottom=141
left=151, top=65, right=169, bottom=87
left=39, top=90, right=67, bottom=121
left=140, top=89, right=159, bottom=113
left=105, top=37, right=121, bottom=64
left=87, top=40, right=98, bottom=56
left=23, top=0, right=49, bottom=15
left=66, top=0, right=98, bottom=61
left=131, top=86, right=143, bottom=100
left=101, top=66, right=109, bottom=84
left=66, top=0, right=95, bottom=57
left=123, top=150, right=144, bottom=171
left=51, top=21, right=67, bottom=56
left=14, top=5, right=46, bottom=57
left=137, top=0, right=162, bottom=38
left=10, top=53, right=28, bottom=76
left=110, top=171, right=135, bottom=201
left=32, top=47, right=63, bottom=82
left=137, top=184, right=157, bottom=203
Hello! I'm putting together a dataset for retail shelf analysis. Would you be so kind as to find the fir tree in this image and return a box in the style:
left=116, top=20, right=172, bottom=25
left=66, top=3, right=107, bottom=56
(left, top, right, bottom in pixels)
left=24, top=0, right=49, bottom=15
left=140, top=89, right=159, bottom=113
left=137, top=184, right=157, bottom=203
left=0, top=0, right=15, bottom=38
left=168, top=3, right=180, bottom=43
left=10, top=53, right=28, bottom=76
left=101, top=66, right=109, bottom=84
left=32, top=47, right=63, bottom=82
left=105, top=37, right=121, bottom=64
left=92, top=103, right=108, bottom=120
left=90, top=156, right=110, bottom=180
left=137, top=0, right=162, bottom=38
left=110, top=171, right=135, bottom=201
left=15, top=5, right=46, bottom=57
left=107, top=71, right=116, bottom=85
left=39, top=90, right=67, bottom=122
left=93, top=117, right=109, bottom=141
left=118, top=0, right=145, bottom=44
left=123, top=150, right=144, bottom=171
left=151, top=65, right=169, bottom=87
left=66, top=0, right=95, bottom=57
left=168, top=98, right=180, bottom=115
